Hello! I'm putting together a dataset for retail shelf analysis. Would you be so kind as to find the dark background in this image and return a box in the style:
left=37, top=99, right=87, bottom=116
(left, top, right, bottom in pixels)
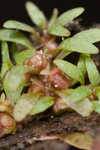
left=0, top=0, right=100, bottom=27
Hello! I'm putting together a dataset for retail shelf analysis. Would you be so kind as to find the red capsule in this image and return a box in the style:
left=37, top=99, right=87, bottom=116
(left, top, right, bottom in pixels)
left=0, top=113, right=16, bottom=137
left=24, top=51, right=47, bottom=70
left=49, top=68, right=71, bottom=89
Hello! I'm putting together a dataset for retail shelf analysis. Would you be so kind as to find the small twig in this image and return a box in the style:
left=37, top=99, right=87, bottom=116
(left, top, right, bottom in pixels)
left=27, top=136, right=59, bottom=144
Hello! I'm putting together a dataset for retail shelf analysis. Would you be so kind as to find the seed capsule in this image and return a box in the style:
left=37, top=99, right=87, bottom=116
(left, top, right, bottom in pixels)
left=24, top=51, right=47, bottom=70
left=49, top=68, right=71, bottom=89
left=0, top=113, right=16, bottom=137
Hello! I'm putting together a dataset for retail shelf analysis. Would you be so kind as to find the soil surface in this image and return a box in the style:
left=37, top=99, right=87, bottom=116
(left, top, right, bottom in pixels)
left=0, top=111, right=100, bottom=150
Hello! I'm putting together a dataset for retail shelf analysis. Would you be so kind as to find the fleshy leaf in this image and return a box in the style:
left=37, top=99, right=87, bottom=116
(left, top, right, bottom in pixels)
left=56, top=7, right=84, bottom=26
left=30, top=96, right=54, bottom=115
left=93, top=101, right=100, bottom=114
left=58, top=133, right=93, bottom=150
left=74, top=29, right=100, bottom=43
left=15, top=49, right=35, bottom=65
left=54, top=59, right=84, bottom=84
left=3, top=20, right=35, bottom=33
left=48, top=23, right=70, bottom=37
left=58, top=37, right=99, bottom=54
left=3, top=65, right=33, bottom=103
left=1, top=42, right=13, bottom=77
left=85, top=55, right=100, bottom=86
left=25, top=1, right=47, bottom=29
left=0, top=29, right=33, bottom=49
left=68, top=86, right=92, bottom=102
left=14, top=94, right=38, bottom=121
left=77, top=54, right=86, bottom=76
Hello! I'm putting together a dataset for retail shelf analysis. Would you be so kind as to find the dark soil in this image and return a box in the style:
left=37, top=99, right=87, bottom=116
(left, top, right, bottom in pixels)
left=0, top=111, right=100, bottom=150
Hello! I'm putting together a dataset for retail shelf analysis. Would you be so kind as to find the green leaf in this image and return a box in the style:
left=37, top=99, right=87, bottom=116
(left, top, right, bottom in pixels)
left=48, top=8, right=58, bottom=28
left=25, top=1, right=47, bottom=29
left=56, top=89, right=73, bottom=98
left=77, top=54, right=86, bottom=76
left=61, top=86, right=93, bottom=116
left=65, top=97, right=93, bottom=117
left=74, top=29, right=100, bottom=43
left=68, top=86, right=92, bottom=102
left=58, top=37, right=99, bottom=54
left=56, top=50, right=71, bottom=59
left=0, top=29, right=33, bottom=49
left=56, top=7, right=84, bottom=26
left=30, top=96, right=54, bottom=115
left=3, top=65, right=33, bottom=103
left=48, top=23, right=70, bottom=37
left=93, top=101, right=100, bottom=114
left=3, top=20, right=35, bottom=33
left=94, top=87, right=100, bottom=100
left=0, top=93, right=6, bottom=103
left=14, top=93, right=38, bottom=121
left=15, top=49, right=35, bottom=65
left=54, top=59, right=84, bottom=84
left=85, top=55, right=100, bottom=86
left=58, top=133, right=93, bottom=150
left=10, top=43, right=19, bottom=60
left=1, top=42, right=13, bottom=77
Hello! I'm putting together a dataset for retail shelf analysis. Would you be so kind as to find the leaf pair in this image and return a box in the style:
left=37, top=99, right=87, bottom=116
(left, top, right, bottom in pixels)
left=58, top=37, right=99, bottom=54
left=54, top=53, right=100, bottom=87
left=62, top=86, right=93, bottom=116
left=4, top=1, right=47, bottom=30
left=25, top=2, right=84, bottom=37
left=54, top=59, right=84, bottom=84
left=77, top=54, right=100, bottom=86
left=48, top=7, right=84, bottom=37
left=3, top=1, right=47, bottom=43
left=26, top=2, right=84, bottom=36
left=57, top=28, right=100, bottom=59
left=1, top=2, right=87, bottom=40
left=75, top=29, right=100, bottom=86
left=14, top=94, right=54, bottom=121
